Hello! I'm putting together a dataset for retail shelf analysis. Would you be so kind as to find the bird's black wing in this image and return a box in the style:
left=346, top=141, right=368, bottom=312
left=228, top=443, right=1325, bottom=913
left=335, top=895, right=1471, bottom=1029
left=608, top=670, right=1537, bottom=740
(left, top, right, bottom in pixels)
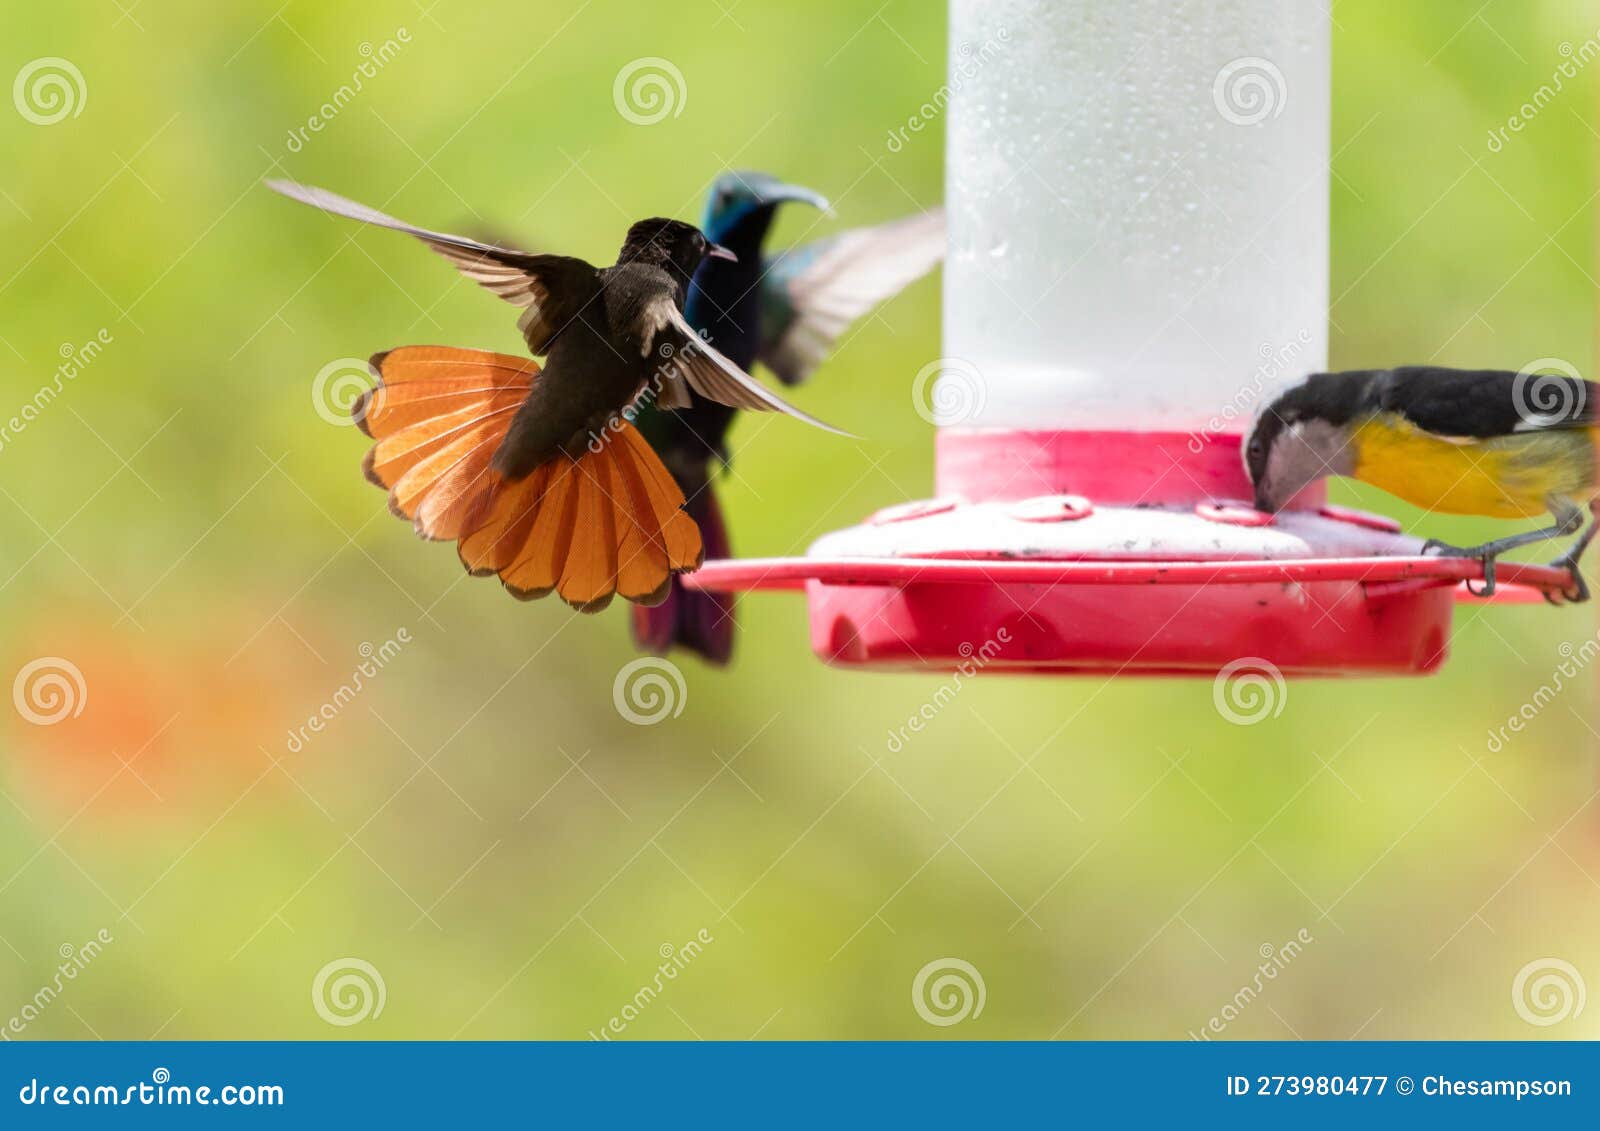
left=641, top=297, right=852, bottom=436
left=1377, top=366, right=1597, bottom=438
left=759, top=207, right=946, bottom=386
left=266, top=180, right=601, bottom=354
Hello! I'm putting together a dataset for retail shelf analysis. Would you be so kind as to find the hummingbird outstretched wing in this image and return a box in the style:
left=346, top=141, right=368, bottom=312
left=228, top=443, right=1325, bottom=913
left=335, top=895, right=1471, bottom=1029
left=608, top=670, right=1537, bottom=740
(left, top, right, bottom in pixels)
left=266, top=179, right=601, bottom=354
left=758, top=206, right=946, bottom=387
left=642, top=298, right=854, bottom=437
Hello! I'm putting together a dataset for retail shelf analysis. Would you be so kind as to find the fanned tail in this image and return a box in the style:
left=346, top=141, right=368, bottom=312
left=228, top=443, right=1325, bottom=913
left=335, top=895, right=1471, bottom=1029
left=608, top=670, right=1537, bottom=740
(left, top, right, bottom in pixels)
left=358, top=346, right=703, bottom=613
left=630, top=485, right=736, bottom=664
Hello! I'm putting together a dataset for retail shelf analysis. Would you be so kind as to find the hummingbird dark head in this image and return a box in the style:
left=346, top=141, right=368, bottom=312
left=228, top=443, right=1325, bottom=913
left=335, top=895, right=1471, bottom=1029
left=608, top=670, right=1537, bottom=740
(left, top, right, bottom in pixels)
left=702, top=171, right=832, bottom=245
left=618, top=218, right=735, bottom=282
left=1245, top=372, right=1368, bottom=512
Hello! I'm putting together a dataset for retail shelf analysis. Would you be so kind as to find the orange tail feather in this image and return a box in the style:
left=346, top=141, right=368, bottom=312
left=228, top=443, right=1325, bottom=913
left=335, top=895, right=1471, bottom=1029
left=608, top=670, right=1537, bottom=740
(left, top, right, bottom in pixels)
left=358, top=346, right=702, bottom=611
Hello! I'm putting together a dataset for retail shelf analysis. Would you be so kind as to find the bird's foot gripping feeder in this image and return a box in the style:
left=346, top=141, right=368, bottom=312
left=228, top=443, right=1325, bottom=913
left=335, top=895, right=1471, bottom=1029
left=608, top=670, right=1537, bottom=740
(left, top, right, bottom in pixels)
left=687, top=430, right=1576, bottom=676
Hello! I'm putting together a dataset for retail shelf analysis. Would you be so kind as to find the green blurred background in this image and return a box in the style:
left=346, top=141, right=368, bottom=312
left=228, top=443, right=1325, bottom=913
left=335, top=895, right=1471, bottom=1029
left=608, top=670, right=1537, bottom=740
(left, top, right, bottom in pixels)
left=1, top=0, right=1598, bottom=1040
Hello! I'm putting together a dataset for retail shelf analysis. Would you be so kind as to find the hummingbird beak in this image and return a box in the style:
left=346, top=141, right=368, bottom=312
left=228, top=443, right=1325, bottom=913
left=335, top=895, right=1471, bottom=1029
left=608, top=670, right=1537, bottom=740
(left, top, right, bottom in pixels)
left=758, top=183, right=834, bottom=217
left=707, top=243, right=738, bottom=263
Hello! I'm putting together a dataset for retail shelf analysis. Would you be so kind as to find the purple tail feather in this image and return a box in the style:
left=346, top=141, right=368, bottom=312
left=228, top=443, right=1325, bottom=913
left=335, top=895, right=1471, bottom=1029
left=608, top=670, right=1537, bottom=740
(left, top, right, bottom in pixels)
left=631, top=486, right=736, bottom=665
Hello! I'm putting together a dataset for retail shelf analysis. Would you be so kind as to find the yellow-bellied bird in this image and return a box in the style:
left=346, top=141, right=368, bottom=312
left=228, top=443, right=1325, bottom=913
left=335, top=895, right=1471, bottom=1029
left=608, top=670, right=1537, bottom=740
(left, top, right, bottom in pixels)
left=1245, top=366, right=1597, bottom=601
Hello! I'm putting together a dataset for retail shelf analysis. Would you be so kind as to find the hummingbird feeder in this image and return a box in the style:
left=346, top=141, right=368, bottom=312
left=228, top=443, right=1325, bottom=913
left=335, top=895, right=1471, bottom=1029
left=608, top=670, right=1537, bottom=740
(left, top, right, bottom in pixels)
left=686, top=0, right=1574, bottom=676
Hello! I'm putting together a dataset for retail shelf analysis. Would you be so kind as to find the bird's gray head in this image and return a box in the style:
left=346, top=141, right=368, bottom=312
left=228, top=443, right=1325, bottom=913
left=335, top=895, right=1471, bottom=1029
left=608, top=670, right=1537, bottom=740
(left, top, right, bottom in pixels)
left=1244, top=374, right=1361, bottom=512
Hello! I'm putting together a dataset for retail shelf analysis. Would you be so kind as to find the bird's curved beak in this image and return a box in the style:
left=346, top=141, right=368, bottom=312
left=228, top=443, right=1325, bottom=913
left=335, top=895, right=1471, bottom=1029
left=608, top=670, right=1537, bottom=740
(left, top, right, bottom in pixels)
left=707, top=243, right=738, bottom=262
left=758, top=183, right=834, bottom=217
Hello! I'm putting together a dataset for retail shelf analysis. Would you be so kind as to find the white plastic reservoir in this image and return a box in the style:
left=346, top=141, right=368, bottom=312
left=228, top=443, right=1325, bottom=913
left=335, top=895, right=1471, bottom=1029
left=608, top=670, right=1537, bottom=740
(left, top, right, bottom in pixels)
left=943, top=0, right=1330, bottom=431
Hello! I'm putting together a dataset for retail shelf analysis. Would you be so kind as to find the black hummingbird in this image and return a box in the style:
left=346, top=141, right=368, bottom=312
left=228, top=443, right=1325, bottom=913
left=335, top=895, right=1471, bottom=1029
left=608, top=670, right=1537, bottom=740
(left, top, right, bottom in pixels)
left=630, top=171, right=946, bottom=663
left=267, top=179, right=845, bottom=612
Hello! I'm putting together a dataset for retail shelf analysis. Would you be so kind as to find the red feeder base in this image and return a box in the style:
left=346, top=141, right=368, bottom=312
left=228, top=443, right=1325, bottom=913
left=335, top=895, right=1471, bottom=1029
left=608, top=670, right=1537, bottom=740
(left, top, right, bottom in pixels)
left=685, top=430, right=1576, bottom=677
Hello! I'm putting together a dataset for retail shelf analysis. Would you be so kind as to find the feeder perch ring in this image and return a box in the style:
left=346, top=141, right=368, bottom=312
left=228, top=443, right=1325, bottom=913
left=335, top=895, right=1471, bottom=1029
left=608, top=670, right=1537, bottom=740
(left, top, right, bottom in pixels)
left=685, top=431, right=1575, bottom=678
